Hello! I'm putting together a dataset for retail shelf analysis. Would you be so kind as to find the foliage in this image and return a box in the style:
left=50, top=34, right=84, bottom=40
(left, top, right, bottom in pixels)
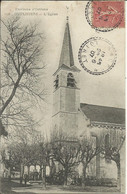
left=1, top=130, right=50, bottom=172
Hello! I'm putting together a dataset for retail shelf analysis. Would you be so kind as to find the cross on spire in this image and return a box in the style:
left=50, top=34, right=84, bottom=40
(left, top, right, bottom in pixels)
left=66, top=6, right=69, bottom=23
left=66, top=16, right=69, bottom=22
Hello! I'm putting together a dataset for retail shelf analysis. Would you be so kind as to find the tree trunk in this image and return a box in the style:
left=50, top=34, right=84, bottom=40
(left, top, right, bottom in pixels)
left=0, top=75, right=23, bottom=116
left=8, top=167, right=11, bottom=181
left=64, top=167, right=68, bottom=186
left=20, top=164, right=24, bottom=184
left=82, top=164, right=87, bottom=189
left=28, top=166, right=30, bottom=181
left=42, top=165, right=46, bottom=189
left=34, top=165, right=37, bottom=180
left=117, top=163, right=121, bottom=191
left=64, top=174, right=67, bottom=186
left=39, top=165, right=42, bottom=180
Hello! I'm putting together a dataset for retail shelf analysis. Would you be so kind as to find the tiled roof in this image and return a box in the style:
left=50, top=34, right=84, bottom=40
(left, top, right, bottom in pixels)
left=53, top=64, right=80, bottom=76
left=80, top=103, right=125, bottom=125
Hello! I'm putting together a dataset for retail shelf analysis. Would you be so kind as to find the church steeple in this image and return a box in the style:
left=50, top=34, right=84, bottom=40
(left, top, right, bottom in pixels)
left=59, top=18, right=74, bottom=68
left=52, top=17, right=80, bottom=138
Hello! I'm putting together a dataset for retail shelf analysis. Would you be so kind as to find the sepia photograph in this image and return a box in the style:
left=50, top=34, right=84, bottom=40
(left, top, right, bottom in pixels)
left=0, top=1, right=125, bottom=193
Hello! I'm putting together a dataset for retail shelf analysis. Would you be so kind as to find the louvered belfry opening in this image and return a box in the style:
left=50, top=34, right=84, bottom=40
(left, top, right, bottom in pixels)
left=67, top=73, right=76, bottom=88
left=54, top=75, right=59, bottom=89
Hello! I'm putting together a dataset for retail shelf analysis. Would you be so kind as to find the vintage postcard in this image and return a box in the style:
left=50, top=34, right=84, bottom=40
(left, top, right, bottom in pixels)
left=0, top=1, right=125, bottom=193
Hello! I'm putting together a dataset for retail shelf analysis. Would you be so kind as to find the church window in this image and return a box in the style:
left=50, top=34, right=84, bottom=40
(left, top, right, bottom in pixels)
left=54, top=75, right=59, bottom=89
left=67, top=73, right=76, bottom=88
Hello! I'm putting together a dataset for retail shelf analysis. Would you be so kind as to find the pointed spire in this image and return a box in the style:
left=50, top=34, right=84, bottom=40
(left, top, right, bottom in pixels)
left=59, top=18, right=74, bottom=68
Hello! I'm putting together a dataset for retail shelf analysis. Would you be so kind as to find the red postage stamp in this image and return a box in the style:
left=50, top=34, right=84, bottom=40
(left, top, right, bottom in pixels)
left=92, top=1, right=125, bottom=29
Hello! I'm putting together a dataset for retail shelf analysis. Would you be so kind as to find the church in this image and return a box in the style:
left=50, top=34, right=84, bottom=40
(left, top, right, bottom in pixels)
left=52, top=18, right=125, bottom=189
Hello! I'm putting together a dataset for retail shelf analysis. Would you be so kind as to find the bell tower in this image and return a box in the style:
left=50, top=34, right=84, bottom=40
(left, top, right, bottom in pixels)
left=52, top=18, right=80, bottom=138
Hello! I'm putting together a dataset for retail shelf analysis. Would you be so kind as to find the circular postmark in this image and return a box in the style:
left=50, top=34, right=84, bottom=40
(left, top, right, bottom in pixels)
left=78, top=37, right=117, bottom=75
left=85, top=1, right=124, bottom=32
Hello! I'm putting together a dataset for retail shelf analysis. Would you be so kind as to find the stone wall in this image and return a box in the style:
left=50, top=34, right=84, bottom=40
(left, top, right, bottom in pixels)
left=52, top=69, right=80, bottom=137
left=120, top=140, right=125, bottom=192
left=89, top=125, right=125, bottom=180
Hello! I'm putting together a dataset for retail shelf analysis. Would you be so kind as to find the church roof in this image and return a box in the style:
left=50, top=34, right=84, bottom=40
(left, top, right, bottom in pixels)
left=53, top=64, right=80, bottom=76
left=80, top=103, right=125, bottom=125
left=59, top=22, right=74, bottom=68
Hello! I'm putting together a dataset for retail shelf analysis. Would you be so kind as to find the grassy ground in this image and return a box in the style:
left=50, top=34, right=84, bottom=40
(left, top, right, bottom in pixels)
left=1, top=178, right=119, bottom=194
left=1, top=178, right=15, bottom=194
left=0, top=178, right=33, bottom=194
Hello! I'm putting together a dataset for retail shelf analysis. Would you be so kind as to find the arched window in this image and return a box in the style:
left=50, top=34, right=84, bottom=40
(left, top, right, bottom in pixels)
left=54, top=75, right=59, bottom=89
left=67, top=73, right=76, bottom=88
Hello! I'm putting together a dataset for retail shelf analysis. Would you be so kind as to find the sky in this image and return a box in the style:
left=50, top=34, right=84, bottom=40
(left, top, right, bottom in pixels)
left=1, top=1, right=125, bottom=135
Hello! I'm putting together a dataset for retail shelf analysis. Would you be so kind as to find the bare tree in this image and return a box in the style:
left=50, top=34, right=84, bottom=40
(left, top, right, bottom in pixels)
left=1, top=131, right=34, bottom=184
left=103, top=136, right=125, bottom=191
left=51, top=131, right=80, bottom=186
left=36, top=140, right=51, bottom=188
left=1, top=15, right=46, bottom=130
left=1, top=129, right=51, bottom=187
left=1, top=130, right=47, bottom=184
left=79, top=136, right=102, bottom=188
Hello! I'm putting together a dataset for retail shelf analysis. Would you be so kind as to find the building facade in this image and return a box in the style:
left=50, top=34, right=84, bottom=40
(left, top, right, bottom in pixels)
left=52, top=19, right=125, bottom=185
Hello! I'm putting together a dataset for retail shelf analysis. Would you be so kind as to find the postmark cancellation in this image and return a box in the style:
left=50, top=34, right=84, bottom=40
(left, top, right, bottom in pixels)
left=85, top=1, right=125, bottom=32
left=78, top=37, right=117, bottom=75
